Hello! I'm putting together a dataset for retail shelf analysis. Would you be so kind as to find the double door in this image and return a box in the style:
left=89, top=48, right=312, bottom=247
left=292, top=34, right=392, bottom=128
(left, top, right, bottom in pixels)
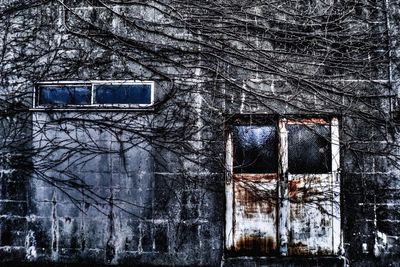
left=225, top=117, right=341, bottom=256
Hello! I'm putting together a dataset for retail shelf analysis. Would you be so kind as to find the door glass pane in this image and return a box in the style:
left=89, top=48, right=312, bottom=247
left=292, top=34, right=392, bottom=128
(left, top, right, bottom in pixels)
left=233, top=125, right=278, bottom=173
left=288, top=124, right=331, bottom=174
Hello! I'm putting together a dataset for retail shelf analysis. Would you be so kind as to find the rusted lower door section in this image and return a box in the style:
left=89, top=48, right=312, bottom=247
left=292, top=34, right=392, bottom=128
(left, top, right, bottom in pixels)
left=288, top=174, right=335, bottom=255
left=230, top=124, right=278, bottom=255
left=233, top=173, right=277, bottom=254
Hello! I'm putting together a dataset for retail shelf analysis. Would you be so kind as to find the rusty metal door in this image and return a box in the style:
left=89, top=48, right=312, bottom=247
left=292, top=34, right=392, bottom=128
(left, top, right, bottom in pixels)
left=225, top=118, right=341, bottom=256
left=226, top=124, right=278, bottom=255
left=284, top=118, right=341, bottom=255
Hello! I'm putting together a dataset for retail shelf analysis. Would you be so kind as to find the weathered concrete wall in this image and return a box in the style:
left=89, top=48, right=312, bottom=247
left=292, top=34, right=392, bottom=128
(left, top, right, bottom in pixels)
left=24, top=110, right=224, bottom=266
left=0, top=0, right=400, bottom=266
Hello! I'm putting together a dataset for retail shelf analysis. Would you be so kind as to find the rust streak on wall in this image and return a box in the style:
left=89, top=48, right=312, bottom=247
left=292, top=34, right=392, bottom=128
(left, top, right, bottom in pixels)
left=287, top=118, right=329, bottom=125
left=234, top=173, right=277, bottom=182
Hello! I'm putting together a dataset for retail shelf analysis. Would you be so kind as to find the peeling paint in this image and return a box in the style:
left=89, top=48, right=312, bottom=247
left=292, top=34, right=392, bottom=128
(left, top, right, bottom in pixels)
left=287, top=176, right=338, bottom=254
left=374, top=231, right=389, bottom=256
left=25, top=230, right=37, bottom=261
left=106, top=193, right=116, bottom=264
left=287, top=118, right=329, bottom=125
left=233, top=174, right=277, bottom=254
left=239, top=85, right=246, bottom=113
left=51, top=193, right=59, bottom=260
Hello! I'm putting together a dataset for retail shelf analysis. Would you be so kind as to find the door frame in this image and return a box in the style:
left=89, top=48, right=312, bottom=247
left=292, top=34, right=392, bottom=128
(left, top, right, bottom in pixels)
left=225, top=116, right=342, bottom=255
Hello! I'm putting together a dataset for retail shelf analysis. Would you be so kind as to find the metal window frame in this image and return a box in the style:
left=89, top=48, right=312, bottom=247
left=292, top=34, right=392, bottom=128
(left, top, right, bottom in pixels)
left=33, top=80, right=155, bottom=110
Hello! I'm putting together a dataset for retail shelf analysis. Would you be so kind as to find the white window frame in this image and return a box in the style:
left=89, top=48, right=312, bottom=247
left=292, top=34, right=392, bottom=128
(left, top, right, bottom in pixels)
left=33, top=80, right=155, bottom=110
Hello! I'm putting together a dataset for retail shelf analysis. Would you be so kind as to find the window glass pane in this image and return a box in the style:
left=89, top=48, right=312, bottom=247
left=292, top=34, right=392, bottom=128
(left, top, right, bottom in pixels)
left=233, top=125, right=278, bottom=173
left=38, top=85, right=91, bottom=106
left=288, top=124, right=331, bottom=174
left=94, top=84, right=152, bottom=104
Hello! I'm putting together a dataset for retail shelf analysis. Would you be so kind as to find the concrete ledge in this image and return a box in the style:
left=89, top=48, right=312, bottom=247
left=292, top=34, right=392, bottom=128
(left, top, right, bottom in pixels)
left=222, top=256, right=347, bottom=267
left=0, top=263, right=208, bottom=267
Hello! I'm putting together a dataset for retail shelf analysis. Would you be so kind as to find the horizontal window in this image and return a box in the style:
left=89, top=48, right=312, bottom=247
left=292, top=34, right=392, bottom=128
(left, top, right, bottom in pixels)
left=34, top=81, right=154, bottom=108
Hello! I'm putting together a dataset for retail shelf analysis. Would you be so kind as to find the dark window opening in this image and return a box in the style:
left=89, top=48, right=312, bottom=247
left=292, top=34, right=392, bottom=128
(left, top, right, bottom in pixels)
left=38, top=85, right=91, bottom=106
left=233, top=125, right=278, bottom=173
left=34, top=81, right=154, bottom=108
left=94, top=84, right=152, bottom=105
left=288, top=124, right=331, bottom=174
